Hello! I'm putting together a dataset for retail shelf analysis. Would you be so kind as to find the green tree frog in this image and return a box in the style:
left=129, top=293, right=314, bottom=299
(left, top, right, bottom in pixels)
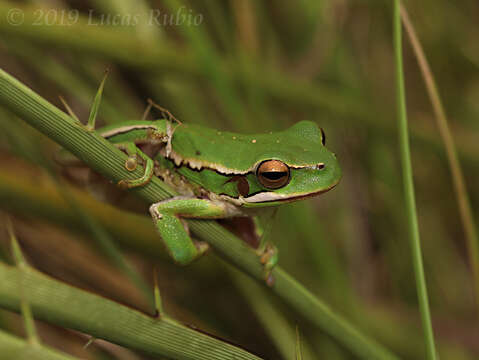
left=97, top=117, right=341, bottom=282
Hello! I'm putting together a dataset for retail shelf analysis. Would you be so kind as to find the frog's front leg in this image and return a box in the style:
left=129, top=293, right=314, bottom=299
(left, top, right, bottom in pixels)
left=254, top=209, right=279, bottom=285
left=114, top=142, right=154, bottom=189
left=149, top=197, right=229, bottom=265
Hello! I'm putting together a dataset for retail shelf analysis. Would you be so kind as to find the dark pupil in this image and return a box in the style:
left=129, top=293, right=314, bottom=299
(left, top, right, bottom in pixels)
left=262, top=171, right=287, bottom=181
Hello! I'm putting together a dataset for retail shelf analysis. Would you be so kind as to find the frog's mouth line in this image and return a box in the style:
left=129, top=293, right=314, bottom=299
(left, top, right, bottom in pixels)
left=241, top=178, right=341, bottom=204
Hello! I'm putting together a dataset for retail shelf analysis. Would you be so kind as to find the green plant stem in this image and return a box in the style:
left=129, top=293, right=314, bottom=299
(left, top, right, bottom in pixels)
left=393, top=2, right=437, bottom=360
left=0, top=262, right=262, bottom=360
left=0, top=68, right=399, bottom=359
left=400, top=4, right=479, bottom=314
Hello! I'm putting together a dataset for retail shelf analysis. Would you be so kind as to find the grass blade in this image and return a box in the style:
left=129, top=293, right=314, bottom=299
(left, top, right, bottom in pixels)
left=393, top=1, right=437, bottom=359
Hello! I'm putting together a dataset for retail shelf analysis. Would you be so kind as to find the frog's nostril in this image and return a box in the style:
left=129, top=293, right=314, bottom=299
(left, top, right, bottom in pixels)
left=316, top=163, right=325, bottom=170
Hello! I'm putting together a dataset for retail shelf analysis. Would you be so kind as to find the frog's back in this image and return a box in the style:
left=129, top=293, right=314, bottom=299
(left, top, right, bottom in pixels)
left=170, top=121, right=328, bottom=174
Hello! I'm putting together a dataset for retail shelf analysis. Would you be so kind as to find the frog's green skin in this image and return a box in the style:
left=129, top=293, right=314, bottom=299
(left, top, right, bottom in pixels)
left=99, top=119, right=341, bottom=279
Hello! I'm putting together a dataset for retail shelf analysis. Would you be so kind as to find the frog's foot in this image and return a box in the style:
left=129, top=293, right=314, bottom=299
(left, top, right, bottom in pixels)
left=149, top=198, right=224, bottom=265
left=115, top=142, right=154, bottom=189
left=257, top=242, right=278, bottom=286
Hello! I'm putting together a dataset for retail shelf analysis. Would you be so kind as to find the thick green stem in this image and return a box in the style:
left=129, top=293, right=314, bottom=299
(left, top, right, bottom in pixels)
left=0, top=262, right=261, bottom=360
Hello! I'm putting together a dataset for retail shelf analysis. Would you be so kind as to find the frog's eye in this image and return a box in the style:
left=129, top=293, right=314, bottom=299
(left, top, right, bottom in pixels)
left=320, top=128, right=326, bottom=146
left=256, top=160, right=290, bottom=189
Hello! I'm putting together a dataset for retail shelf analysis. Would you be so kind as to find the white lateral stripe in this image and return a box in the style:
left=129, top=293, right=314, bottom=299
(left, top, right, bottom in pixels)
left=169, top=149, right=324, bottom=175
left=101, top=125, right=156, bottom=139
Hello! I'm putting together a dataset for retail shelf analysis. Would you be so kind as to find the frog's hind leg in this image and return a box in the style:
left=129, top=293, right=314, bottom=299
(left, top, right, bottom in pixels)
left=149, top=197, right=230, bottom=265
left=115, top=142, right=154, bottom=189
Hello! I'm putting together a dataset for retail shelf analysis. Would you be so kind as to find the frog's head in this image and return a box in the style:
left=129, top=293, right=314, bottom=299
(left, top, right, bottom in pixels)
left=241, top=121, right=341, bottom=206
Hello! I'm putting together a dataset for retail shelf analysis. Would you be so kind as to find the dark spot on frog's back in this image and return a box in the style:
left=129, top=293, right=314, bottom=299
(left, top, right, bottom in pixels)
left=195, top=150, right=201, bottom=156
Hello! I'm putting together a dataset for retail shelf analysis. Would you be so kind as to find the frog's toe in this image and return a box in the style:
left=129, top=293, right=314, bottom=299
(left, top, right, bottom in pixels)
left=118, top=156, right=154, bottom=190
left=124, top=155, right=138, bottom=171
left=258, top=243, right=278, bottom=286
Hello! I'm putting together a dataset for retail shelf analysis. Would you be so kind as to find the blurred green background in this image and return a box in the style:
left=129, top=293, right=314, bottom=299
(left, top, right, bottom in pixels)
left=0, top=0, right=478, bottom=359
